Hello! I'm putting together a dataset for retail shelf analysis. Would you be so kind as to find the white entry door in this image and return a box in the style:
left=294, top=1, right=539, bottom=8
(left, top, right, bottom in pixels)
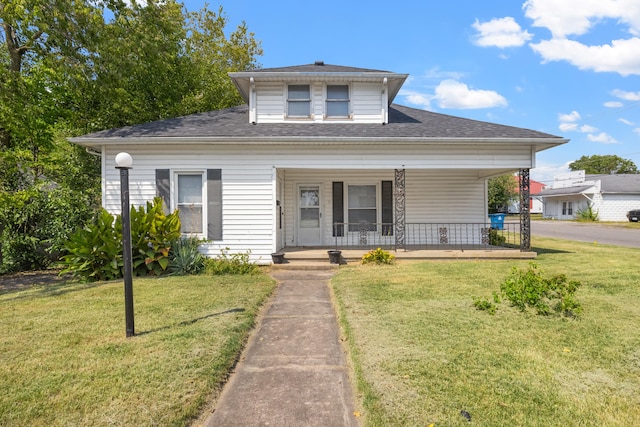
left=298, top=185, right=322, bottom=246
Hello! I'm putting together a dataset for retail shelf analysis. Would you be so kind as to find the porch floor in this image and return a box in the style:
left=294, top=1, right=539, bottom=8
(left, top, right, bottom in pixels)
left=272, top=246, right=536, bottom=268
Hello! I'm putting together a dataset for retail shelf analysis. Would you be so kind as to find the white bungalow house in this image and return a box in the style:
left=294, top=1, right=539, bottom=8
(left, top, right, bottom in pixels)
left=535, top=170, right=640, bottom=221
left=70, top=62, right=567, bottom=264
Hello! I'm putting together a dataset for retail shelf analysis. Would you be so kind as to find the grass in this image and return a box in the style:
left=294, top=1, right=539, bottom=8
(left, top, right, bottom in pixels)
left=332, top=236, right=640, bottom=426
left=0, top=273, right=276, bottom=426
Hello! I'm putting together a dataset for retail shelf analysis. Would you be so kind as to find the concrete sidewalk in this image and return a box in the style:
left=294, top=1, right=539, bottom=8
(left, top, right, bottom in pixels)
left=201, top=268, right=359, bottom=427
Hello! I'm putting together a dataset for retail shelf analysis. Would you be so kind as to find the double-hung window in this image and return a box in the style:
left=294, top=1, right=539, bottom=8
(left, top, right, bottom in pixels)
left=348, top=185, right=377, bottom=231
left=562, top=201, right=573, bottom=216
left=176, top=173, right=204, bottom=234
left=287, top=84, right=311, bottom=117
left=326, top=85, right=349, bottom=118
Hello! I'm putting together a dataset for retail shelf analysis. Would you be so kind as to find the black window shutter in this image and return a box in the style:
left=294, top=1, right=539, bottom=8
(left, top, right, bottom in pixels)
left=207, top=169, right=222, bottom=240
left=332, top=182, right=344, bottom=237
left=155, top=169, right=170, bottom=214
left=382, top=180, right=393, bottom=236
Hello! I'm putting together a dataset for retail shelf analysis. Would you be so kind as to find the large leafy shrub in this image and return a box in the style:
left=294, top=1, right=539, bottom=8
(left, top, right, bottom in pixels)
left=60, top=198, right=181, bottom=281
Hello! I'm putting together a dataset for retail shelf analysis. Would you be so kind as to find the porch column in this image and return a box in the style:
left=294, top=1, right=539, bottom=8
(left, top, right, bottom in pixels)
left=394, top=169, right=406, bottom=249
left=519, top=168, right=531, bottom=251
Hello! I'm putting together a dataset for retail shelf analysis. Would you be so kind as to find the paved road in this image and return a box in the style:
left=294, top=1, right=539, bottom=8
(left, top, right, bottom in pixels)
left=530, top=220, right=640, bottom=248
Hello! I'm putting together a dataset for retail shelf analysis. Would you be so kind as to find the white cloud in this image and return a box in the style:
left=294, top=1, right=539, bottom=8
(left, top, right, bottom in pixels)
left=524, top=0, right=640, bottom=75
left=433, top=80, right=508, bottom=109
left=531, top=161, right=572, bottom=184
left=612, top=89, right=640, bottom=101
left=559, top=123, right=579, bottom=132
left=558, top=111, right=581, bottom=122
left=619, top=118, right=635, bottom=126
left=634, top=128, right=640, bottom=135
left=523, top=0, right=640, bottom=38
left=472, top=17, right=533, bottom=48
left=530, top=38, right=640, bottom=76
left=605, top=101, right=624, bottom=108
left=587, top=132, right=618, bottom=144
left=580, top=124, right=598, bottom=133
left=402, top=91, right=433, bottom=110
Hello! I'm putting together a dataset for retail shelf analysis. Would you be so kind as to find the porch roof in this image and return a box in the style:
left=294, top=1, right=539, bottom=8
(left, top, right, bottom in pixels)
left=71, top=104, right=566, bottom=152
left=534, top=185, right=595, bottom=197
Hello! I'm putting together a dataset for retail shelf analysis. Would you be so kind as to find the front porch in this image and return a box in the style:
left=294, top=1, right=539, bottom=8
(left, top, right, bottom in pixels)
left=272, top=245, right=536, bottom=269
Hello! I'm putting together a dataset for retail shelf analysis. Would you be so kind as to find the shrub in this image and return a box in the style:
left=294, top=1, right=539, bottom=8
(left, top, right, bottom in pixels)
left=500, top=262, right=582, bottom=317
left=489, top=228, right=506, bottom=246
left=59, top=209, right=123, bottom=282
left=59, top=198, right=181, bottom=281
left=576, top=204, right=599, bottom=221
left=362, top=248, right=395, bottom=265
left=129, top=198, right=181, bottom=276
left=205, top=248, right=260, bottom=275
left=168, top=237, right=206, bottom=276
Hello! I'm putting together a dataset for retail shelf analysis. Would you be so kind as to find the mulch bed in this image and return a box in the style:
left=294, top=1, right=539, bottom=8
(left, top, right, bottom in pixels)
left=0, top=270, right=70, bottom=292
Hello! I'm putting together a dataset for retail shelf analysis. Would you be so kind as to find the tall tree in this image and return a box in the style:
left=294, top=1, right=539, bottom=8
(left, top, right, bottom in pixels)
left=488, top=174, right=518, bottom=213
left=569, top=154, right=639, bottom=175
left=0, top=0, right=262, bottom=272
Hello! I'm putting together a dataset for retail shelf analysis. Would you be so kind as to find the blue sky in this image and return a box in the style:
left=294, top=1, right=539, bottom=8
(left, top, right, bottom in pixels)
left=181, top=0, right=640, bottom=184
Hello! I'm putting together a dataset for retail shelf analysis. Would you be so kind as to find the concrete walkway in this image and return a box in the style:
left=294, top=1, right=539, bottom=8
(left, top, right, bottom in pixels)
left=201, top=268, right=359, bottom=427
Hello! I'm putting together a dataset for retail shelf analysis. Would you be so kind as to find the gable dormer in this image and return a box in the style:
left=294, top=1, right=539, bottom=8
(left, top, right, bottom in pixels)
left=229, top=62, right=408, bottom=124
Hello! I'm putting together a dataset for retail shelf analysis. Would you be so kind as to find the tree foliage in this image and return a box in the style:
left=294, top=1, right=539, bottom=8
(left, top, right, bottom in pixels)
left=569, top=154, right=639, bottom=175
left=488, top=174, right=518, bottom=213
left=0, top=0, right=262, bottom=273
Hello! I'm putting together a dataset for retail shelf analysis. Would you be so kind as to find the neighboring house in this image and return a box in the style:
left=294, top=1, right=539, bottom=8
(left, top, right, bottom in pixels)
left=70, top=62, right=567, bottom=264
left=508, top=176, right=546, bottom=214
left=535, top=170, right=640, bottom=221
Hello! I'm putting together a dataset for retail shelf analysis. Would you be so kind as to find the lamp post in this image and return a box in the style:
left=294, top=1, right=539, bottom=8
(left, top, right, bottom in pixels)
left=115, top=152, right=135, bottom=337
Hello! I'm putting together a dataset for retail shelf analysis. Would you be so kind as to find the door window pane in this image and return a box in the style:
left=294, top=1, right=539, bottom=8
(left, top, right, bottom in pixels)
left=299, top=187, right=320, bottom=228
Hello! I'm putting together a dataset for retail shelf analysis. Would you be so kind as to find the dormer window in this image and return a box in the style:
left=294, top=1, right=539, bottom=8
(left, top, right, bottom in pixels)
left=326, top=85, right=350, bottom=117
left=287, top=84, right=311, bottom=117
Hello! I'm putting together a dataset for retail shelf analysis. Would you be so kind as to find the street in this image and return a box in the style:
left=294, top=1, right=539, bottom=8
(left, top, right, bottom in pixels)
left=530, top=220, right=640, bottom=248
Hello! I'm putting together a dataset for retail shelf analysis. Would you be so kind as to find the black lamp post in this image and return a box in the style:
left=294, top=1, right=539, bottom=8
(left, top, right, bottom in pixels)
left=115, top=152, right=135, bottom=337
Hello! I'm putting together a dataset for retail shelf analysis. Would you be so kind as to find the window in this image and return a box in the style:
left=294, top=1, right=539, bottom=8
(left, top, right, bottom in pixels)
left=287, top=84, right=311, bottom=117
left=562, top=201, right=573, bottom=216
left=177, top=173, right=204, bottom=234
left=326, top=85, right=349, bottom=117
left=348, top=185, right=377, bottom=231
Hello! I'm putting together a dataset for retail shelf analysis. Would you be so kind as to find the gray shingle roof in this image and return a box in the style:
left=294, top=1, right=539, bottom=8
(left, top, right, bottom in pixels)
left=588, top=174, right=640, bottom=193
left=249, top=62, right=393, bottom=73
left=72, top=104, right=563, bottom=141
left=534, top=185, right=595, bottom=197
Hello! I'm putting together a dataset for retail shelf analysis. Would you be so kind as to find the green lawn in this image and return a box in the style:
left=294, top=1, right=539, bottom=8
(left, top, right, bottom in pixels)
left=332, top=237, right=640, bottom=426
left=0, top=274, right=275, bottom=426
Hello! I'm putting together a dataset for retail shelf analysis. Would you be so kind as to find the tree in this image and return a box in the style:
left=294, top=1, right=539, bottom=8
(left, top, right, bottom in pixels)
left=0, top=0, right=262, bottom=273
left=488, top=174, right=518, bottom=213
left=569, top=155, right=639, bottom=175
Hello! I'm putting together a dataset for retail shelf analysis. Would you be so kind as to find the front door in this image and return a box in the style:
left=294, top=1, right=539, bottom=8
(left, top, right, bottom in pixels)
left=297, top=185, right=322, bottom=246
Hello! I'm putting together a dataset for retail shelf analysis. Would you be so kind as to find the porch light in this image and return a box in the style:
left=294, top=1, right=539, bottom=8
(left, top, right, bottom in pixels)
left=115, top=152, right=135, bottom=337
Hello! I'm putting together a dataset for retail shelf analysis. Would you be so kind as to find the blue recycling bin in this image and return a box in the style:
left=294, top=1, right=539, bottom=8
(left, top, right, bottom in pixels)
left=488, top=213, right=505, bottom=230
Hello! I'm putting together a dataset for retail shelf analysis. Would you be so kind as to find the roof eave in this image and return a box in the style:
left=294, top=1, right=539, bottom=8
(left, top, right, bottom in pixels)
left=69, top=136, right=568, bottom=147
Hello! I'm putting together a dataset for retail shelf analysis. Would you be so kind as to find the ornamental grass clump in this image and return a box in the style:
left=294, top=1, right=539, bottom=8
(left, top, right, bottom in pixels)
left=362, top=248, right=395, bottom=265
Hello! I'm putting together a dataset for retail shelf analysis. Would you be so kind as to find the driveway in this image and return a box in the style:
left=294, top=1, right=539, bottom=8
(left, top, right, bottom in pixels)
left=531, top=220, right=640, bottom=248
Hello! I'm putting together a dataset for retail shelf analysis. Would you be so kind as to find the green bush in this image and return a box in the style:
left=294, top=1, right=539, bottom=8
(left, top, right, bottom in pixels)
left=59, top=198, right=181, bottom=281
left=500, top=262, right=582, bottom=317
left=204, top=248, right=260, bottom=275
left=361, top=248, right=395, bottom=265
left=168, top=237, right=206, bottom=276
left=129, top=198, right=181, bottom=276
left=59, top=209, right=123, bottom=282
left=576, top=204, right=599, bottom=221
left=0, top=186, right=96, bottom=273
left=489, top=228, right=506, bottom=246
